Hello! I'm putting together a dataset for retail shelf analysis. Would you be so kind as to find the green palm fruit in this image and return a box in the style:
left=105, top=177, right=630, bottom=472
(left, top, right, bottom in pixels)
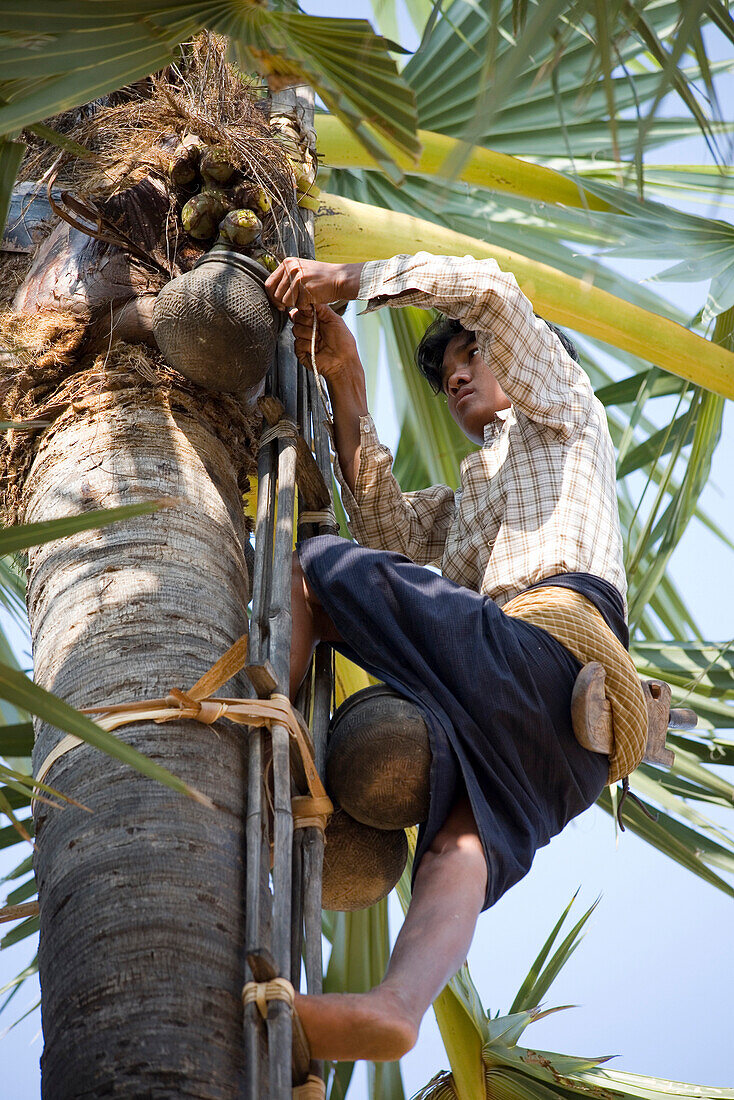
left=181, top=191, right=230, bottom=240
left=169, top=134, right=207, bottom=187
left=218, top=208, right=263, bottom=247
left=251, top=250, right=279, bottom=273
left=296, top=193, right=320, bottom=211
left=227, top=181, right=272, bottom=215
left=285, top=153, right=317, bottom=192
left=199, top=146, right=236, bottom=184
left=250, top=186, right=272, bottom=214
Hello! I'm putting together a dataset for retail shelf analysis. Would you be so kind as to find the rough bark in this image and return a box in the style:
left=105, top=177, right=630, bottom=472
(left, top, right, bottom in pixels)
left=24, top=388, right=250, bottom=1098
left=12, top=179, right=181, bottom=350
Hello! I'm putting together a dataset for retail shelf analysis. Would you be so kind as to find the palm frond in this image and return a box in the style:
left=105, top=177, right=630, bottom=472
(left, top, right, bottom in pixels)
left=315, top=193, right=734, bottom=400
left=406, top=0, right=734, bottom=165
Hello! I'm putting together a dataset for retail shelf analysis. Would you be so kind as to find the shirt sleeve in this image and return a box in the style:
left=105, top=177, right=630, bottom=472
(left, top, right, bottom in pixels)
left=359, top=252, right=596, bottom=435
left=333, top=414, right=455, bottom=566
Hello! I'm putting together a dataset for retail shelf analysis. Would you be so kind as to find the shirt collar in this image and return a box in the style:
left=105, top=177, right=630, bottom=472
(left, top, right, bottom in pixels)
left=483, top=406, right=512, bottom=443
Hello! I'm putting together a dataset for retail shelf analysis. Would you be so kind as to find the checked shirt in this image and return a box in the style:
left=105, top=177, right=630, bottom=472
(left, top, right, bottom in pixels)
left=333, top=252, right=627, bottom=612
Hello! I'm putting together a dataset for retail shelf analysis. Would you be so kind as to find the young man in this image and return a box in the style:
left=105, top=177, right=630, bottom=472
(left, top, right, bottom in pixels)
left=264, top=253, right=629, bottom=1064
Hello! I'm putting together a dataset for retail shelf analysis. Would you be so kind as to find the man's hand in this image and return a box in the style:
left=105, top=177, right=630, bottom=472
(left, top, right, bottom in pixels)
left=265, top=258, right=363, bottom=311
left=292, top=305, right=361, bottom=384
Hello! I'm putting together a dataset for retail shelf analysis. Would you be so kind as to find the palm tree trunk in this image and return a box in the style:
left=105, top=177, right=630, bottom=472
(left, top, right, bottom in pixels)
left=24, top=364, right=252, bottom=1098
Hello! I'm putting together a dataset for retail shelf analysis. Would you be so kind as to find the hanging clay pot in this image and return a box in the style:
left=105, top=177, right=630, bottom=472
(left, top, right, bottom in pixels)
left=326, top=685, right=432, bottom=831
left=152, top=247, right=283, bottom=397
left=321, top=808, right=408, bottom=912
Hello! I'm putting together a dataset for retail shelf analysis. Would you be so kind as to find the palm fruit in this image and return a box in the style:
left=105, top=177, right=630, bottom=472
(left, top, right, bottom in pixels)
left=199, top=145, right=236, bottom=184
left=181, top=190, right=230, bottom=240
left=169, top=134, right=207, bottom=187
left=229, top=181, right=273, bottom=215
left=251, top=249, right=279, bottom=273
left=250, top=186, right=272, bottom=215
left=287, top=155, right=317, bottom=194
left=217, top=208, right=262, bottom=247
left=296, top=192, right=320, bottom=211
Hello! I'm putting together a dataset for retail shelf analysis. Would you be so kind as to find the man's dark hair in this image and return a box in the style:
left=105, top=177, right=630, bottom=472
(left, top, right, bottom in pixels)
left=415, top=314, right=580, bottom=394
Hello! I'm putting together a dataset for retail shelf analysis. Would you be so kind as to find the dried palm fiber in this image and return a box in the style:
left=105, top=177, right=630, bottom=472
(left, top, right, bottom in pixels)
left=9, top=33, right=312, bottom=410
left=327, top=685, right=432, bottom=830
left=0, top=331, right=259, bottom=526
left=321, top=807, right=408, bottom=912
left=17, top=33, right=305, bottom=261
left=0, top=245, right=48, bottom=309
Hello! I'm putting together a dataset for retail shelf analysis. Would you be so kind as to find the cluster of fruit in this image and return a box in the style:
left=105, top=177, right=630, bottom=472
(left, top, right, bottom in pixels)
left=268, top=111, right=319, bottom=212
left=169, top=126, right=318, bottom=272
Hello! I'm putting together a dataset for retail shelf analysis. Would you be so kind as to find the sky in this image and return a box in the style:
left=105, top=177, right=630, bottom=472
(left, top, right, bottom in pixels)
left=2, top=3, right=734, bottom=1099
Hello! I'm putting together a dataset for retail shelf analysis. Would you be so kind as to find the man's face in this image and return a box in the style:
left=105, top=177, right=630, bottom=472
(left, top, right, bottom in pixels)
left=441, top=331, right=510, bottom=444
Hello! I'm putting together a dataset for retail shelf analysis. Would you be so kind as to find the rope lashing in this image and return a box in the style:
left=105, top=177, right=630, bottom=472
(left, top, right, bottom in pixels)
left=242, top=976, right=295, bottom=1019
left=292, top=794, right=333, bottom=834
left=34, top=633, right=333, bottom=819
left=259, top=419, right=300, bottom=450
left=297, top=508, right=337, bottom=528
left=309, top=309, right=333, bottom=426
left=502, top=586, right=647, bottom=785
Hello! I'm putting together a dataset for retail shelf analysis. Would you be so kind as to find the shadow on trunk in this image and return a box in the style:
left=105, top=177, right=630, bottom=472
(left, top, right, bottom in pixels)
left=0, top=35, right=304, bottom=1098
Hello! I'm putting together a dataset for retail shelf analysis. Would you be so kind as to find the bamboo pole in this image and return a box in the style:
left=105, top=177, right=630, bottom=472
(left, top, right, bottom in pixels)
left=244, top=366, right=279, bottom=1099
left=315, top=192, right=734, bottom=401
left=243, top=84, right=334, bottom=1097
left=251, top=83, right=336, bottom=1098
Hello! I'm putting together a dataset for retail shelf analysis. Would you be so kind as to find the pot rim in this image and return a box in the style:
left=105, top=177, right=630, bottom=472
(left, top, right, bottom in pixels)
left=190, top=246, right=286, bottom=330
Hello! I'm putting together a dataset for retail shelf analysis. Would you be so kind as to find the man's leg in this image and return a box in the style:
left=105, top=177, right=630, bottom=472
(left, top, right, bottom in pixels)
left=294, top=793, right=487, bottom=1062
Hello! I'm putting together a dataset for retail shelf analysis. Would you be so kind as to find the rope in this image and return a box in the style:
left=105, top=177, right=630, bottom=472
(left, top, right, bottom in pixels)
left=503, top=586, right=647, bottom=785
left=242, top=976, right=295, bottom=1019
left=34, top=633, right=333, bottom=819
left=259, top=419, right=300, bottom=450
left=297, top=508, right=337, bottom=528
left=292, top=794, right=333, bottom=834
left=293, top=1076, right=326, bottom=1100
left=309, top=310, right=333, bottom=428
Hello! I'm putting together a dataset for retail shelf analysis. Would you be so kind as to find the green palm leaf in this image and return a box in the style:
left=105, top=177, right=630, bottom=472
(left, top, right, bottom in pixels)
left=404, top=0, right=734, bottom=162
left=0, top=1, right=420, bottom=223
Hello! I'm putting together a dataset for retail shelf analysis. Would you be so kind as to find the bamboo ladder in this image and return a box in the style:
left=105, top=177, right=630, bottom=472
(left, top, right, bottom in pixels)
left=243, top=86, right=336, bottom=1100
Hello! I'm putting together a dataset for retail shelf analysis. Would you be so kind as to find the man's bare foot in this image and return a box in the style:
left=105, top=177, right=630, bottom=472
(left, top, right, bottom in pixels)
left=293, top=986, right=419, bottom=1062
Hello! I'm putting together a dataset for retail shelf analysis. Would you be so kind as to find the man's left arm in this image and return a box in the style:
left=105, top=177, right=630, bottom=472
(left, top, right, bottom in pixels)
left=359, top=252, right=596, bottom=434
left=265, top=253, right=596, bottom=434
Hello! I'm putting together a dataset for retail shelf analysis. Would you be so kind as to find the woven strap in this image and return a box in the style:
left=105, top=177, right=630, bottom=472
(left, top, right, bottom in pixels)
left=293, top=1076, right=326, bottom=1100
left=34, top=632, right=333, bottom=820
left=242, top=977, right=295, bottom=1019
left=503, top=586, right=647, bottom=784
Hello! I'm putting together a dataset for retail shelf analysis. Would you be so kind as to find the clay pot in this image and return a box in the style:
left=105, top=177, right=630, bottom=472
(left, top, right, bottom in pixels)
left=321, top=808, right=408, bottom=912
left=327, top=685, right=432, bottom=831
left=152, top=248, right=282, bottom=397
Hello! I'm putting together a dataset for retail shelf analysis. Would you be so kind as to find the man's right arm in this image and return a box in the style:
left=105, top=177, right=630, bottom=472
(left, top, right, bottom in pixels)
left=291, top=302, right=367, bottom=496
left=290, top=303, right=455, bottom=564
